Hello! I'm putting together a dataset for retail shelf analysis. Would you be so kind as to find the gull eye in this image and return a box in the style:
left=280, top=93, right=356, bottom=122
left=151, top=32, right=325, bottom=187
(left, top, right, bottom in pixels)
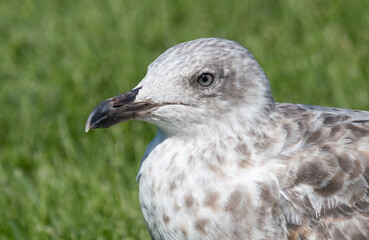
left=197, top=73, right=214, bottom=87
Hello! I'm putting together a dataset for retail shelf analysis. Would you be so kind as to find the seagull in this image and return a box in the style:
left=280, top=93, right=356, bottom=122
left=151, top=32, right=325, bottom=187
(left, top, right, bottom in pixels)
left=85, top=38, right=369, bottom=240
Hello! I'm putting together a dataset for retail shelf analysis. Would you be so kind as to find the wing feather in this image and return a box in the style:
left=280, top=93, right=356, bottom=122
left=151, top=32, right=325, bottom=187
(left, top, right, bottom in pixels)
left=276, top=103, right=369, bottom=240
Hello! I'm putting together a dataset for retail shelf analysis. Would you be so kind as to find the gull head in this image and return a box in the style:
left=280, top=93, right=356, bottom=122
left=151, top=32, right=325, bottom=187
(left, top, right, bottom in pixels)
left=85, top=38, right=275, bottom=138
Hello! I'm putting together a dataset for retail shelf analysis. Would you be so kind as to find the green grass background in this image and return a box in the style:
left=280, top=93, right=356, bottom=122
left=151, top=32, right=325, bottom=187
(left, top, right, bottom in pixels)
left=1, top=0, right=368, bottom=239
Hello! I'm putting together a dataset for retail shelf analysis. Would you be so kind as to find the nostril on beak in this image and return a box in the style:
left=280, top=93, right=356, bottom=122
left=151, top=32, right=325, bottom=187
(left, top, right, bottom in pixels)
left=112, top=104, right=123, bottom=108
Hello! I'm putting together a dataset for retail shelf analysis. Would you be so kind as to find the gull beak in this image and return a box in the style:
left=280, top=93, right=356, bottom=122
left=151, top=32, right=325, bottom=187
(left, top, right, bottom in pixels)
left=85, top=87, right=157, bottom=132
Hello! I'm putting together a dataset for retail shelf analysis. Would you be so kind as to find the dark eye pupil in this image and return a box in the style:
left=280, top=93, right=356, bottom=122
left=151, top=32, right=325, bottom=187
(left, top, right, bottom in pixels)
left=202, top=75, right=209, bottom=82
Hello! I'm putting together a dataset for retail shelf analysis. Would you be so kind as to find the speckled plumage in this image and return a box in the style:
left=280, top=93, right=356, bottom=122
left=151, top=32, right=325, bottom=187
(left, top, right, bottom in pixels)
left=86, top=38, right=369, bottom=240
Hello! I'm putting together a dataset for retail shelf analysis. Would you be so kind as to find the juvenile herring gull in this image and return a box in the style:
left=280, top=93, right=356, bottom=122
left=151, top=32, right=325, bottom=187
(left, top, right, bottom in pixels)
left=85, top=38, right=369, bottom=240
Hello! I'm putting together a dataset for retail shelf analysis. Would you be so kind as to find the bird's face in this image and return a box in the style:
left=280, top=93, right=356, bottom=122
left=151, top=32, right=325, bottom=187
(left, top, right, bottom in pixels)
left=86, top=38, right=274, bottom=137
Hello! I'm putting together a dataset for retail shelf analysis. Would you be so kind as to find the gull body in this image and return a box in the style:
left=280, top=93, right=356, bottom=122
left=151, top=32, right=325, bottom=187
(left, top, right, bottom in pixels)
left=86, top=38, right=369, bottom=240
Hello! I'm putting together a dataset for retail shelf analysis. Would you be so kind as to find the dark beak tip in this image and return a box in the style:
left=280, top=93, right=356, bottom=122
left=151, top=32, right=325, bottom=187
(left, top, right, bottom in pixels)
left=85, top=87, right=143, bottom=132
left=84, top=98, right=113, bottom=133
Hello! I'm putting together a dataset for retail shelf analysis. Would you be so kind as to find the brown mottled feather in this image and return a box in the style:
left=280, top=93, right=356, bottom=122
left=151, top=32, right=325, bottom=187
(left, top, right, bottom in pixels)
left=276, top=103, right=369, bottom=240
